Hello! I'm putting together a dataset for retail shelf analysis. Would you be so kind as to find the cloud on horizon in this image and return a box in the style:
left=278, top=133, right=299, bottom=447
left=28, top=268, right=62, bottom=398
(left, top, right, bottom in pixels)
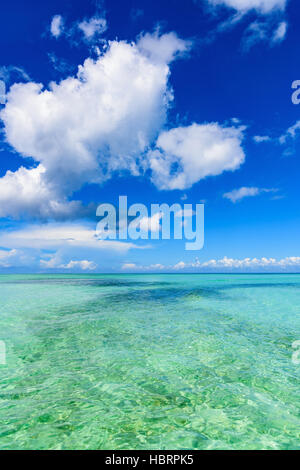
left=122, top=255, right=300, bottom=273
left=0, top=221, right=150, bottom=271
left=40, top=256, right=97, bottom=271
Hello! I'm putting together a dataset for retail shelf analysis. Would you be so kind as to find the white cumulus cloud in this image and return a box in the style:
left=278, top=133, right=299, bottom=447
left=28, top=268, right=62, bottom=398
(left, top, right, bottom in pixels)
left=0, top=165, right=85, bottom=219
left=137, top=30, right=191, bottom=64
left=1, top=39, right=171, bottom=190
left=0, top=30, right=247, bottom=219
left=149, top=123, right=245, bottom=190
left=0, top=32, right=189, bottom=218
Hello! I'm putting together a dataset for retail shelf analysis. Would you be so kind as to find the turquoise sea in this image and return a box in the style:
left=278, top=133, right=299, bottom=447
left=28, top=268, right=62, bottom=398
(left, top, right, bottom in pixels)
left=0, top=273, right=299, bottom=450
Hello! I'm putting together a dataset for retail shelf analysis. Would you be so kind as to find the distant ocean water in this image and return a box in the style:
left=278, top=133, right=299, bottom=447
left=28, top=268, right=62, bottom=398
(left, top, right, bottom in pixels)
left=0, top=273, right=299, bottom=450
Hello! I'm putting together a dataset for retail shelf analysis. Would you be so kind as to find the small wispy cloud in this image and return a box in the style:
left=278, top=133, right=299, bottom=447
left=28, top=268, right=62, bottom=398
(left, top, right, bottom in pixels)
left=223, top=186, right=277, bottom=203
left=0, top=65, right=31, bottom=83
left=77, top=16, right=107, bottom=41
left=130, top=8, right=144, bottom=22
left=279, top=121, right=300, bottom=144
left=49, top=13, right=107, bottom=44
left=205, top=0, right=287, bottom=15
left=48, top=53, right=75, bottom=74
left=174, top=255, right=300, bottom=271
left=242, top=18, right=287, bottom=51
left=201, top=0, right=288, bottom=50
left=50, top=14, right=64, bottom=38
left=253, top=120, right=300, bottom=151
left=272, top=20, right=288, bottom=42
left=253, top=135, right=272, bottom=143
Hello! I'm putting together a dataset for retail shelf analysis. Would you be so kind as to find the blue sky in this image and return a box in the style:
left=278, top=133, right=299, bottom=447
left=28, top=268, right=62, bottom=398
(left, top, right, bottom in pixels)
left=0, top=0, right=300, bottom=273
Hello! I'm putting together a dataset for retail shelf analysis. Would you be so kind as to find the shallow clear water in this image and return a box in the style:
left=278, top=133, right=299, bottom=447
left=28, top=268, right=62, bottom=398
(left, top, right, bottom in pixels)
left=0, top=273, right=299, bottom=450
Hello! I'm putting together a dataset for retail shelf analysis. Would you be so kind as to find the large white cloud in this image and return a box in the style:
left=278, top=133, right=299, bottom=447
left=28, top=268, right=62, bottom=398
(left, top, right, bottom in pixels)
left=207, top=0, right=287, bottom=14
left=0, top=32, right=190, bottom=218
left=0, top=31, right=246, bottom=219
left=149, top=123, right=245, bottom=190
left=1, top=36, right=176, bottom=189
